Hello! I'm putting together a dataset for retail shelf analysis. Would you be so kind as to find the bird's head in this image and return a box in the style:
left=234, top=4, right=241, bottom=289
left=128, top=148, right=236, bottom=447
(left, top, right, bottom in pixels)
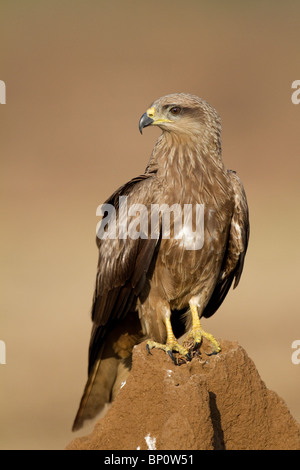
left=139, top=93, right=221, bottom=142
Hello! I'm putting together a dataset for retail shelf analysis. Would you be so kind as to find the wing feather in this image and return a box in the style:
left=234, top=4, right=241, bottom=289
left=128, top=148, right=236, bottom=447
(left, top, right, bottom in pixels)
left=202, top=170, right=249, bottom=318
left=88, top=174, right=159, bottom=374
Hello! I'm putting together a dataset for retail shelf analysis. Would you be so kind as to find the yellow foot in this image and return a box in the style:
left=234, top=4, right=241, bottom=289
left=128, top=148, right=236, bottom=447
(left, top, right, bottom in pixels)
left=146, top=339, right=191, bottom=364
left=188, top=327, right=221, bottom=355
left=189, top=304, right=221, bottom=356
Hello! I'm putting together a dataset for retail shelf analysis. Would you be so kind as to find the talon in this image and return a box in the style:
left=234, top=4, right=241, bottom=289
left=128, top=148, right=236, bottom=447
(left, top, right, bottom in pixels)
left=204, top=349, right=217, bottom=356
left=204, top=344, right=221, bottom=356
left=146, top=343, right=152, bottom=355
left=167, top=350, right=176, bottom=364
left=185, top=352, right=192, bottom=361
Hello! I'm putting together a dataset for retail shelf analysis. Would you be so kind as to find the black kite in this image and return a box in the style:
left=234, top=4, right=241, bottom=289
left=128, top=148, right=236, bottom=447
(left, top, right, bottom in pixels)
left=72, top=93, right=249, bottom=431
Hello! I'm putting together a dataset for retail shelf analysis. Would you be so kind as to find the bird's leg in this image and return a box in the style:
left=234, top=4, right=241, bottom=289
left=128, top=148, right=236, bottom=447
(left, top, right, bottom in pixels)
left=146, top=315, right=190, bottom=363
left=188, top=298, right=221, bottom=355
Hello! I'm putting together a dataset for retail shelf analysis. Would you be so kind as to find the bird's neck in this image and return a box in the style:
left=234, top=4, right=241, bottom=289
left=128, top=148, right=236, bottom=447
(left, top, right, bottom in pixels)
left=145, top=130, right=224, bottom=179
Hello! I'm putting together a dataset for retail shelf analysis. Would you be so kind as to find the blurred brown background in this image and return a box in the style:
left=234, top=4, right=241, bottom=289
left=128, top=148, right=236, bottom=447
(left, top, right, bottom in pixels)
left=1, top=0, right=299, bottom=450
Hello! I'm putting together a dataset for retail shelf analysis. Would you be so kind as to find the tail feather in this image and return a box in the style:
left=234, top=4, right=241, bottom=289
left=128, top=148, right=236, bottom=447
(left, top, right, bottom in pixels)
left=72, top=312, right=144, bottom=432
left=72, top=349, right=119, bottom=431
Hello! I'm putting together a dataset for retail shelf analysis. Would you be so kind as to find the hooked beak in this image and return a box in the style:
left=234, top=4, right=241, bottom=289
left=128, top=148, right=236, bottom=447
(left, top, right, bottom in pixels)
left=139, top=112, right=154, bottom=134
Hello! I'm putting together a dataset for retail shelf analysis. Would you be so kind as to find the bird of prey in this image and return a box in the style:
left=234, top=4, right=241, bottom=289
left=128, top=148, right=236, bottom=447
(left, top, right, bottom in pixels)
left=72, top=93, right=249, bottom=431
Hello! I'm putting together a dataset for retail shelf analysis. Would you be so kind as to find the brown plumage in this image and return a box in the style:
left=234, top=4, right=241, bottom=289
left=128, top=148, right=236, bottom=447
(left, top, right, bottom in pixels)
left=72, top=93, right=249, bottom=431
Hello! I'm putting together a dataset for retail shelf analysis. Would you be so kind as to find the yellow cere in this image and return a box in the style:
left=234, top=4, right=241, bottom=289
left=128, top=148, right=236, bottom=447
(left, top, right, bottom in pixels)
left=146, top=107, right=156, bottom=118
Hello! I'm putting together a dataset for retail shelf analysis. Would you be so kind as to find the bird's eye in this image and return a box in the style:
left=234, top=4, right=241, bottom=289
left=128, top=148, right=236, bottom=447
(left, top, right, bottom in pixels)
left=170, top=106, right=181, bottom=115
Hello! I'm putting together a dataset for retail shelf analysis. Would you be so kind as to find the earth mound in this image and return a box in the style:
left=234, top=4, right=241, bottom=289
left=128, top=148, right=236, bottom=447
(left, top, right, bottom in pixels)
left=67, top=340, right=300, bottom=450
